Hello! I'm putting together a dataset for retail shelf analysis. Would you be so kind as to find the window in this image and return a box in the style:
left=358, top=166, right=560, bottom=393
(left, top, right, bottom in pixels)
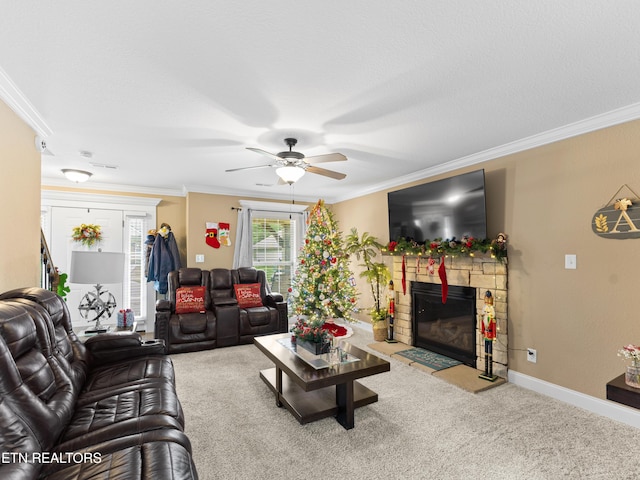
left=124, top=215, right=147, bottom=319
left=250, top=210, right=304, bottom=299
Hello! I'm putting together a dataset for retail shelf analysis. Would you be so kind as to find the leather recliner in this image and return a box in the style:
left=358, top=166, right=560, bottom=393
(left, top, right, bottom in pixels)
left=155, top=267, right=216, bottom=354
left=233, top=267, right=288, bottom=344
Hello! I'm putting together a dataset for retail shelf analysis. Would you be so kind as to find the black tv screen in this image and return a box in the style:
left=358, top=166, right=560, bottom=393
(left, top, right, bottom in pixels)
left=388, top=169, right=487, bottom=243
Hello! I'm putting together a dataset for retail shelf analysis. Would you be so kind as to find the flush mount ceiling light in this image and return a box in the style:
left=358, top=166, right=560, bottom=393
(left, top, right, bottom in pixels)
left=62, top=169, right=93, bottom=183
left=276, top=165, right=305, bottom=184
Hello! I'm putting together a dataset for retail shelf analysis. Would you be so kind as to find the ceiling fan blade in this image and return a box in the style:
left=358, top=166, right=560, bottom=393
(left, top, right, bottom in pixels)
left=306, top=165, right=347, bottom=180
left=246, top=147, right=282, bottom=162
left=225, top=164, right=274, bottom=173
left=303, top=153, right=347, bottom=164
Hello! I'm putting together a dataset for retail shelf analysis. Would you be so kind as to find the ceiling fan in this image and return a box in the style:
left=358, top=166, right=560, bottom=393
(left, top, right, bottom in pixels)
left=226, top=138, right=347, bottom=184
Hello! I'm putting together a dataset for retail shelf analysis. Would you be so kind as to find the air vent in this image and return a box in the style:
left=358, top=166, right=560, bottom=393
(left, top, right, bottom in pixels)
left=89, top=162, right=118, bottom=170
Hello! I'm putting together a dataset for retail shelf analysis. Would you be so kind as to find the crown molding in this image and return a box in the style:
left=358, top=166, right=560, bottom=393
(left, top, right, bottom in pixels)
left=0, top=66, right=52, bottom=138
left=335, top=102, right=640, bottom=203
left=41, top=178, right=186, bottom=198
left=238, top=199, right=308, bottom=213
left=35, top=99, right=640, bottom=206
left=183, top=183, right=322, bottom=204
left=41, top=189, right=161, bottom=208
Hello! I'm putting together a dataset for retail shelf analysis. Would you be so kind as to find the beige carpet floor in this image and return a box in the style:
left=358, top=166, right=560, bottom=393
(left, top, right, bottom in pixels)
left=169, top=326, right=640, bottom=479
left=367, top=341, right=506, bottom=393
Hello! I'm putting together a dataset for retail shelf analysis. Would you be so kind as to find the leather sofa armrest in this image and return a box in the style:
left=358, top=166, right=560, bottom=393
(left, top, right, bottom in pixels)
left=85, top=332, right=142, bottom=351
left=154, top=311, right=170, bottom=352
left=86, top=333, right=167, bottom=364
left=263, top=294, right=288, bottom=333
left=265, top=292, right=284, bottom=305
left=213, top=297, right=238, bottom=307
left=156, top=299, right=171, bottom=311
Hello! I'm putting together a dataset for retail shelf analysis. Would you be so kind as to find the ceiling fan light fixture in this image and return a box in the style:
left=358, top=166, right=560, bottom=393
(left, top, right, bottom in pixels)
left=62, top=169, right=93, bottom=183
left=276, top=166, right=305, bottom=184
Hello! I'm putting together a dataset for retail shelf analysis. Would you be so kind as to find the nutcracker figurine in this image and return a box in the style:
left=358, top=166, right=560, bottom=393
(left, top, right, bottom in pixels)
left=385, top=280, right=398, bottom=343
left=479, top=290, right=498, bottom=381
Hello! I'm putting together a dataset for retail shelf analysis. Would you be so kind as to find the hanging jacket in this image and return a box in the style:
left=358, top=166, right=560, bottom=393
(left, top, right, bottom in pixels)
left=144, top=234, right=156, bottom=279
left=147, top=231, right=182, bottom=293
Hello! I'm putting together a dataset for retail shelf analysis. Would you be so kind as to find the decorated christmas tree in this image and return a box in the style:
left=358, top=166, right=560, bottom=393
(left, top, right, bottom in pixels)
left=290, top=199, right=358, bottom=324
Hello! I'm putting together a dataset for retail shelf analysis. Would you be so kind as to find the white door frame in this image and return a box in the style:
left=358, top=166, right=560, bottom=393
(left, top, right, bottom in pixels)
left=41, top=190, right=161, bottom=332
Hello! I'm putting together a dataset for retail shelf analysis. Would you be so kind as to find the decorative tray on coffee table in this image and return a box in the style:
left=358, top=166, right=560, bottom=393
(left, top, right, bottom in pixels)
left=277, top=338, right=360, bottom=370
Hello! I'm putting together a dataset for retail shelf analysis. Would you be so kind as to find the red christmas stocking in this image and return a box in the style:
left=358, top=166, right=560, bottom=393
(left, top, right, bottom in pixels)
left=205, top=222, right=220, bottom=248
left=438, top=257, right=448, bottom=304
left=219, top=222, right=231, bottom=246
left=401, top=255, right=407, bottom=295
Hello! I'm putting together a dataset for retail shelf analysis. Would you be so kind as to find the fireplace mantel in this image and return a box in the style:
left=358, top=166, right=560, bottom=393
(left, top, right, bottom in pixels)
left=390, top=255, right=508, bottom=377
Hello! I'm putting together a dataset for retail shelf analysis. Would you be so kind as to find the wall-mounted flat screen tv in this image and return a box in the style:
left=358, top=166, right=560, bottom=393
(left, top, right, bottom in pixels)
left=388, top=169, right=487, bottom=243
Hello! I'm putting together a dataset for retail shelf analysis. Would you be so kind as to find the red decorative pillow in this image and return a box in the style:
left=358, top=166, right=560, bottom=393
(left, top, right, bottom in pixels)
left=175, top=286, right=206, bottom=314
left=233, top=283, right=263, bottom=308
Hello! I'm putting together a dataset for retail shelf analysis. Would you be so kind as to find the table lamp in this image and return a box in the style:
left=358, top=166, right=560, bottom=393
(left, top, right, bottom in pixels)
left=70, top=250, right=125, bottom=333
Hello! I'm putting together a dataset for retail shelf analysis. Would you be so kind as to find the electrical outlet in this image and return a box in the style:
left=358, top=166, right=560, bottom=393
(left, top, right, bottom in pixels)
left=195, top=254, right=204, bottom=263
left=527, top=348, right=537, bottom=363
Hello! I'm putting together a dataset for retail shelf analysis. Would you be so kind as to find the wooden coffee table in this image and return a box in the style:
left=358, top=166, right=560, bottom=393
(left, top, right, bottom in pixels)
left=254, top=333, right=390, bottom=429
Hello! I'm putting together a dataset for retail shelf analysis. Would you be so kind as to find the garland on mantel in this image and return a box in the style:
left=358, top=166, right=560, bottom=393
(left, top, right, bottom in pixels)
left=384, top=233, right=508, bottom=263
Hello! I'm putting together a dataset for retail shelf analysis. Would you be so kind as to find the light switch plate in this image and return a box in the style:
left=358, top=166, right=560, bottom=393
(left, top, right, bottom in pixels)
left=564, top=254, right=576, bottom=269
left=195, top=254, right=204, bottom=263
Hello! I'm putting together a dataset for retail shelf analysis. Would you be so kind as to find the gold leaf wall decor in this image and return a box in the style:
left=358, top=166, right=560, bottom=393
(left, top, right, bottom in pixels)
left=594, top=214, right=608, bottom=233
left=592, top=185, right=640, bottom=239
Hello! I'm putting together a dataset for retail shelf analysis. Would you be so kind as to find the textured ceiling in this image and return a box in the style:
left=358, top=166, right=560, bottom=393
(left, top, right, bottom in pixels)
left=2, top=1, right=640, bottom=202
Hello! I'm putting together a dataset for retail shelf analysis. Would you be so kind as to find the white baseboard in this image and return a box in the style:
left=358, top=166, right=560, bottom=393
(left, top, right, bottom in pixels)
left=508, top=370, right=640, bottom=429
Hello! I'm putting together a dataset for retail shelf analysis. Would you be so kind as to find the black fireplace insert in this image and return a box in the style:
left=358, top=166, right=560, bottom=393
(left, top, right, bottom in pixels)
left=411, top=281, right=476, bottom=367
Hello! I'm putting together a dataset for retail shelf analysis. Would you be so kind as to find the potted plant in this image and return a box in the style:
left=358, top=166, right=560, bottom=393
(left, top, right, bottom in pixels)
left=345, top=228, right=392, bottom=341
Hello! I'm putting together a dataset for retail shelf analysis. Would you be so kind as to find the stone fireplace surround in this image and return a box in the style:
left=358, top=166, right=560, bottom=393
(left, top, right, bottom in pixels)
left=390, top=255, right=508, bottom=378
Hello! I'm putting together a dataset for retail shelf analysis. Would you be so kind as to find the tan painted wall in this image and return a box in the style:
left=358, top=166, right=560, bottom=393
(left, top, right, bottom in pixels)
left=0, top=101, right=41, bottom=291
left=185, top=192, right=238, bottom=269
left=329, top=193, right=392, bottom=323
left=333, top=119, right=640, bottom=400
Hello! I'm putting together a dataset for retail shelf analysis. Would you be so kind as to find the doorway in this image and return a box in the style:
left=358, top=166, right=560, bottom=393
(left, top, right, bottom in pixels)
left=50, top=207, right=123, bottom=329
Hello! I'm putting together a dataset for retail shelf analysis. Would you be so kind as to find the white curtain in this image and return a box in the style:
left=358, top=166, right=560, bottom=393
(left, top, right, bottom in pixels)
left=232, top=207, right=252, bottom=268
left=232, top=200, right=310, bottom=269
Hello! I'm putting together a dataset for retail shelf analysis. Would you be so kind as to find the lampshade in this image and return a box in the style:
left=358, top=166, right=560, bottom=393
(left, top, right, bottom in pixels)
left=62, top=169, right=93, bottom=183
left=69, top=251, right=125, bottom=285
left=276, top=166, right=305, bottom=184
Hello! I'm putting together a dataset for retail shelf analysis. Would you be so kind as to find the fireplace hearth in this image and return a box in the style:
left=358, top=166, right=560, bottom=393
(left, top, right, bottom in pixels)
left=390, top=255, right=508, bottom=377
left=412, top=281, right=476, bottom=367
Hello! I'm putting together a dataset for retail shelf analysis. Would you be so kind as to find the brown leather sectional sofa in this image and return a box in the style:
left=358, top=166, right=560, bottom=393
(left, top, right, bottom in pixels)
left=0, top=287, right=198, bottom=479
left=155, top=267, right=288, bottom=354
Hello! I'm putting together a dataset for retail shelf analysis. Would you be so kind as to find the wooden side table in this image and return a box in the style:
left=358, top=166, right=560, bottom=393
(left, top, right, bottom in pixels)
left=606, top=374, right=640, bottom=410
